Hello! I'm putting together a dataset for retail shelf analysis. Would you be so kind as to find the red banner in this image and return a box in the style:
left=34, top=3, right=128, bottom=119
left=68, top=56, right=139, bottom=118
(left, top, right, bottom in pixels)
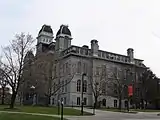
left=128, top=85, right=133, bottom=96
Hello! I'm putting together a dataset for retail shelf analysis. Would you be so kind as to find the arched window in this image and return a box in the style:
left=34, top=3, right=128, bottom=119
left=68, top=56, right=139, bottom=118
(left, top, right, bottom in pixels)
left=102, top=99, right=106, bottom=106
left=83, top=80, right=87, bottom=92
left=102, top=82, right=106, bottom=94
left=114, top=100, right=117, bottom=108
left=77, top=80, right=81, bottom=92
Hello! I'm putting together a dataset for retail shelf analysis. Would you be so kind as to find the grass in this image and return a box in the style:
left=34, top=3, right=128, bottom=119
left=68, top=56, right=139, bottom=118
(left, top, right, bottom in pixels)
left=0, top=105, right=92, bottom=116
left=0, top=113, right=63, bottom=120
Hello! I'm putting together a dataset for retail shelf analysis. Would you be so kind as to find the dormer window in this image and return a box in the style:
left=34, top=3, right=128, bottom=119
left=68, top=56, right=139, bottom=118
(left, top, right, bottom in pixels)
left=102, top=52, right=105, bottom=58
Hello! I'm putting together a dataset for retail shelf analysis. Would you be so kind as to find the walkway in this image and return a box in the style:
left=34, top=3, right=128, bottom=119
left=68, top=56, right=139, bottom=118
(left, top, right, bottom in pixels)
left=65, top=107, right=160, bottom=120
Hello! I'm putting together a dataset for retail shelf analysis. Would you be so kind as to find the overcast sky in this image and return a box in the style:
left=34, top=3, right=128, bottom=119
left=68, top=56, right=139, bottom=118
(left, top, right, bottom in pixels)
left=0, top=0, right=160, bottom=77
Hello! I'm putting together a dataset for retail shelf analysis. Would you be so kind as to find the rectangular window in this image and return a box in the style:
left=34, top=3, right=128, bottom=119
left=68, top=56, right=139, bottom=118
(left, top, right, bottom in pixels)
left=63, top=64, right=65, bottom=74
left=66, top=63, right=68, bottom=74
left=52, top=98, right=54, bottom=105
left=64, top=97, right=66, bottom=105
left=77, top=62, right=81, bottom=73
left=84, top=98, right=87, bottom=105
left=96, top=67, right=99, bottom=75
left=114, top=100, right=117, bottom=108
left=65, top=80, right=67, bottom=92
left=77, top=97, right=80, bottom=105
left=61, top=98, right=63, bottom=103
left=62, top=81, right=64, bottom=92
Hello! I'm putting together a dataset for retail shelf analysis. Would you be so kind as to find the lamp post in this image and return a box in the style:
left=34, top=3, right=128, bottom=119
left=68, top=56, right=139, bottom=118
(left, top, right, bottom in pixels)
left=81, top=73, right=86, bottom=115
left=61, top=101, right=64, bottom=120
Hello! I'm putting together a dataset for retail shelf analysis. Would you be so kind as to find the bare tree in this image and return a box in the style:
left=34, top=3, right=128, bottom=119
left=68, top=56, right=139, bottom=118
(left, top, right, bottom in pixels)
left=109, top=67, right=128, bottom=110
left=0, top=64, right=8, bottom=105
left=89, top=65, right=108, bottom=109
left=33, top=53, right=75, bottom=106
left=0, top=33, right=34, bottom=108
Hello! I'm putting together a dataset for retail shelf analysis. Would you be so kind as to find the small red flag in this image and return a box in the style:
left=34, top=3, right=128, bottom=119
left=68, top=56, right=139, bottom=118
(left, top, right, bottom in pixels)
left=128, top=85, right=133, bottom=96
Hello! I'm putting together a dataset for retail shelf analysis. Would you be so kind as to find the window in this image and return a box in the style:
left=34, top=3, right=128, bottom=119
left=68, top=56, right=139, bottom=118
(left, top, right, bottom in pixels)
left=102, top=99, right=106, bottom=106
left=53, top=83, right=56, bottom=92
left=61, top=98, right=63, bottom=102
left=96, top=67, right=100, bottom=75
left=64, top=97, right=66, bottom=105
left=52, top=98, right=54, bottom=105
left=77, top=97, right=80, bottom=105
left=83, top=80, right=87, bottom=92
left=77, top=80, right=81, bottom=92
left=85, top=50, right=88, bottom=55
left=26, top=93, right=29, bottom=100
left=125, top=101, right=128, bottom=108
left=77, top=62, right=81, bottom=73
left=66, top=63, right=68, bottom=74
left=83, top=63, right=86, bottom=74
left=80, top=49, right=83, bottom=54
left=114, top=100, right=117, bottom=108
left=84, top=98, right=87, bottom=105
left=62, top=81, right=64, bottom=92
left=117, top=56, right=120, bottom=61
left=102, top=65, right=106, bottom=76
left=106, top=54, right=109, bottom=58
left=65, top=80, right=67, bottom=92
left=102, top=82, right=106, bottom=94
left=63, top=64, right=65, bottom=74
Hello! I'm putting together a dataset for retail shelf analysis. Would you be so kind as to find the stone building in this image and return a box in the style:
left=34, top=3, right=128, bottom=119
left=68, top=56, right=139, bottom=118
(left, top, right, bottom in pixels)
left=21, top=24, right=147, bottom=108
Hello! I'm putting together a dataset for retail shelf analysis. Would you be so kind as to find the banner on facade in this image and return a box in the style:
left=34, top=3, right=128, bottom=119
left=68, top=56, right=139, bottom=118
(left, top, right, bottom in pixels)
left=128, top=85, right=133, bottom=96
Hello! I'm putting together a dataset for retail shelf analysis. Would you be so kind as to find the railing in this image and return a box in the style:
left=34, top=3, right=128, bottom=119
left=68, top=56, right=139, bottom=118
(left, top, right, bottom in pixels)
left=61, top=46, right=144, bottom=67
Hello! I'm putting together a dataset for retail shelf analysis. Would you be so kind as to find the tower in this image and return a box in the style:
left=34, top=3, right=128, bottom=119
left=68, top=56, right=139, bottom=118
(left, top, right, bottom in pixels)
left=91, top=39, right=99, bottom=57
left=36, top=25, right=54, bottom=53
left=127, top=48, right=134, bottom=63
left=55, top=25, right=72, bottom=52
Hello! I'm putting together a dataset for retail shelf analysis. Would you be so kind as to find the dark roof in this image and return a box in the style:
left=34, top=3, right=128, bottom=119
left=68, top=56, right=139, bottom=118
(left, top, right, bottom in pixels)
left=56, top=25, right=71, bottom=36
left=39, top=25, right=53, bottom=34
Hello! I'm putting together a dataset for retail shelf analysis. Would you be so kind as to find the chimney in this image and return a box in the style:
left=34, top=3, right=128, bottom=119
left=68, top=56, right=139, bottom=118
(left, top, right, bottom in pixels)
left=127, top=48, right=134, bottom=63
left=91, top=39, right=99, bottom=57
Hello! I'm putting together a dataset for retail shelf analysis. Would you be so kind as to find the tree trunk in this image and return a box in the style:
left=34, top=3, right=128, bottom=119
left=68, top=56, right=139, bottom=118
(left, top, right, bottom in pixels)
left=141, top=99, right=144, bottom=109
left=118, top=95, right=122, bottom=110
left=1, top=87, right=5, bottom=105
left=94, top=96, right=98, bottom=109
left=10, top=91, right=17, bottom=109
left=47, top=96, right=50, bottom=106
left=145, top=100, right=147, bottom=109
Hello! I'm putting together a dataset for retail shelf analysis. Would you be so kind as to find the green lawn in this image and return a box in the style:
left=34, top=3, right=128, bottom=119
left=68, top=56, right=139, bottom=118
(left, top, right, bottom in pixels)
left=0, top=113, right=62, bottom=120
left=0, top=105, right=92, bottom=116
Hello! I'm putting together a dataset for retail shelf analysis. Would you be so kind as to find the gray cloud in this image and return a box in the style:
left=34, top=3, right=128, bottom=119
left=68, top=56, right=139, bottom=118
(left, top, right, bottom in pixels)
left=0, top=0, right=160, bottom=77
